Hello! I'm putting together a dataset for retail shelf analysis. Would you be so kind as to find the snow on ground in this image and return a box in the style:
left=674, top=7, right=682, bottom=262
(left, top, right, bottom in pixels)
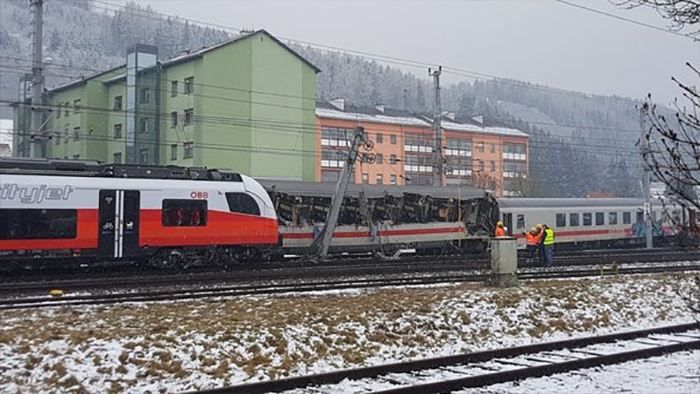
left=459, top=350, right=700, bottom=394
left=0, top=273, right=697, bottom=393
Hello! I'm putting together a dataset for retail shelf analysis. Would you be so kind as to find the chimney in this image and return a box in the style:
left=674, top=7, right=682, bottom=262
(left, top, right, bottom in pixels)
left=444, top=112, right=455, bottom=121
left=375, top=104, right=385, bottom=114
left=472, top=115, right=484, bottom=124
left=329, top=98, right=345, bottom=111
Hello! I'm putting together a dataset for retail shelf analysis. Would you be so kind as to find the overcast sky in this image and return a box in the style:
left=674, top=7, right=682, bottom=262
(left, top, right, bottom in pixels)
left=119, top=0, right=698, bottom=103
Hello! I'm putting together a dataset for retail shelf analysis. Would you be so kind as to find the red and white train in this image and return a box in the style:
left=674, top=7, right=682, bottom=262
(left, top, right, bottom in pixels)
left=0, top=159, right=694, bottom=268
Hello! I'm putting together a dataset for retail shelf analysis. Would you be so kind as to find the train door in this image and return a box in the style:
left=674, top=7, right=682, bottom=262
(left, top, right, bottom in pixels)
left=98, top=190, right=140, bottom=258
left=502, top=212, right=513, bottom=235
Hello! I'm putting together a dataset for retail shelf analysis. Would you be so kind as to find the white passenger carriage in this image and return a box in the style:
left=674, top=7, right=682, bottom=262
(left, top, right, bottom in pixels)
left=498, top=198, right=680, bottom=248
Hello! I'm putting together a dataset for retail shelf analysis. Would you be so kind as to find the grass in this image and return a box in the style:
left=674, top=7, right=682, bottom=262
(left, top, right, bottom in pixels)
left=0, top=273, right=695, bottom=392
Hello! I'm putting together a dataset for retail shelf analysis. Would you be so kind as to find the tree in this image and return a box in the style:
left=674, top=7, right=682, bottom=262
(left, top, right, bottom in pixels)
left=612, top=1, right=700, bottom=34
left=471, top=171, right=501, bottom=194
left=611, top=0, right=700, bottom=213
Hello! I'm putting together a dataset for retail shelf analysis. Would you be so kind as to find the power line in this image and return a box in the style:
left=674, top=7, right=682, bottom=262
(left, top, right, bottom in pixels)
left=552, top=0, right=698, bottom=41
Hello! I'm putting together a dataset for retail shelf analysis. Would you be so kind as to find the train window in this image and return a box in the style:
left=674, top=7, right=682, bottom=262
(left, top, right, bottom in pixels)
left=0, top=209, right=77, bottom=239
left=225, top=193, right=260, bottom=216
left=623, top=212, right=632, bottom=224
left=609, top=212, right=618, bottom=225
left=583, top=213, right=592, bottom=226
left=556, top=213, right=566, bottom=227
left=636, top=211, right=644, bottom=223
left=162, top=200, right=207, bottom=227
left=516, top=214, right=525, bottom=229
left=595, top=212, right=604, bottom=225
left=569, top=213, right=579, bottom=227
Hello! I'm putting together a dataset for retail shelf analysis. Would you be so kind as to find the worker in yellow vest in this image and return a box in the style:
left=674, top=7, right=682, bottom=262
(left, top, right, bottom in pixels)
left=542, top=224, right=555, bottom=266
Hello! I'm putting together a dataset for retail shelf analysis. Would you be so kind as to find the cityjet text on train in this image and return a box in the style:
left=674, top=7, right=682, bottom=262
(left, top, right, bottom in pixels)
left=0, top=183, right=74, bottom=204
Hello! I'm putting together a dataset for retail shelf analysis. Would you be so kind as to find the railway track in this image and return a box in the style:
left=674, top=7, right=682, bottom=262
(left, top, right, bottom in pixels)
left=0, top=262, right=698, bottom=310
left=190, top=322, right=700, bottom=394
left=1, top=247, right=698, bottom=296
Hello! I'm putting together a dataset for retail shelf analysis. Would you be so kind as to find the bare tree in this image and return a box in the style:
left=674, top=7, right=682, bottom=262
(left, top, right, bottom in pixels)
left=611, top=1, right=700, bottom=35
left=471, top=171, right=501, bottom=194
left=614, top=0, right=700, bottom=319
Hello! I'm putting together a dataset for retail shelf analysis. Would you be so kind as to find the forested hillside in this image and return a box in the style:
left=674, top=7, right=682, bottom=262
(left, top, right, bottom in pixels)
left=0, top=0, right=647, bottom=197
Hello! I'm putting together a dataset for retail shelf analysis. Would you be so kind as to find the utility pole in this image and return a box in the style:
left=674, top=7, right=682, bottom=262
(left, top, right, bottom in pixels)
left=311, top=127, right=367, bottom=258
left=429, top=66, right=443, bottom=187
left=29, top=0, right=45, bottom=158
left=640, top=104, right=653, bottom=249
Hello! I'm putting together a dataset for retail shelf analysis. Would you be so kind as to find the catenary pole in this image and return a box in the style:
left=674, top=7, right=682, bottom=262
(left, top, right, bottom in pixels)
left=640, top=104, right=653, bottom=249
left=29, top=0, right=45, bottom=158
left=430, top=66, right=443, bottom=187
left=311, top=127, right=367, bottom=258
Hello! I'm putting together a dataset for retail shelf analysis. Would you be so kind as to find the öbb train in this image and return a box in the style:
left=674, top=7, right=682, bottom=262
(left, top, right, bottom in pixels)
left=0, top=159, right=496, bottom=267
left=0, top=159, right=693, bottom=268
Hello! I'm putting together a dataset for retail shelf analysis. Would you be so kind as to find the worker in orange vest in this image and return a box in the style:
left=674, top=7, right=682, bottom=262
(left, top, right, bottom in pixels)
left=524, top=227, right=539, bottom=263
left=494, top=221, right=507, bottom=237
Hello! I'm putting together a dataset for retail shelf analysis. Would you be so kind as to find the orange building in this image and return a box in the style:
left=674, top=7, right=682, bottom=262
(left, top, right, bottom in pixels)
left=315, top=100, right=529, bottom=197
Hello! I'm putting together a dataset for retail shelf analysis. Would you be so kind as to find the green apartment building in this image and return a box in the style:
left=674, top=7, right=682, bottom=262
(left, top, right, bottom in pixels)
left=13, top=30, right=319, bottom=181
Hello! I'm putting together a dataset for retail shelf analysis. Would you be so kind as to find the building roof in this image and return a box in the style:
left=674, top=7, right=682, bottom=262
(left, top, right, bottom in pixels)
left=442, top=120, right=529, bottom=138
left=316, top=100, right=430, bottom=127
left=47, top=30, right=320, bottom=94
left=163, top=30, right=321, bottom=73
left=316, top=100, right=529, bottom=138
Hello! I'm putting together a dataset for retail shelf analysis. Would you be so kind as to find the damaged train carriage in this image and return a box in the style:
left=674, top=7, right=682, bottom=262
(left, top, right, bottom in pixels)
left=260, top=180, right=498, bottom=256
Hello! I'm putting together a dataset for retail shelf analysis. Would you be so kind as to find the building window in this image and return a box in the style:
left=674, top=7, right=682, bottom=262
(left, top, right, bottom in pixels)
left=556, top=213, right=566, bottom=227
left=64, top=102, right=70, bottom=117
left=376, top=174, right=383, bottom=185
left=376, top=133, right=383, bottom=144
left=74, top=99, right=81, bottom=113
left=184, top=108, right=194, bottom=126
left=490, top=143, right=495, bottom=153
left=390, top=174, right=397, bottom=185
left=362, top=173, right=369, bottom=184
left=570, top=213, right=579, bottom=227
left=73, top=154, right=80, bottom=159
left=0, top=209, right=77, bottom=240
left=113, top=124, right=122, bottom=139
left=162, top=199, right=207, bottom=227
left=490, top=161, right=496, bottom=172
left=184, top=142, right=194, bottom=159
left=54, top=132, right=61, bottom=145
left=64, top=126, right=69, bottom=142
left=478, top=160, right=484, bottom=172
left=113, top=152, right=122, bottom=164
left=375, top=153, right=383, bottom=164
left=225, top=193, right=260, bottom=216
left=140, top=88, right=151, bottom=104
left=73, top=126, right=80, bottom=140
left=140, top=118, right=150, bottom=133
left=114, top=95, right=123, bottom=111
left=477, top=142, right=484, bottom=152
left=56, top=105, right=61, bottom=119
left=171, top=111, right=178, bottom=128
left=139, top=148, right=149, bottom=164
left=595, top=212, right=604, bottom=225
left=390, top=134, right=397, bottom=145
left=171, top=144, right=178, bottom=160
left=171, top=81, right=178, bottom=97
left=389, top=154, right=397, bottom=164
left=623, top=212, right=632, bottom=224
left=321, top=170, right=340, bottom=183
left=321, top=127, right=352, bottom=147
left=184, top=77, right=194, bottom=95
